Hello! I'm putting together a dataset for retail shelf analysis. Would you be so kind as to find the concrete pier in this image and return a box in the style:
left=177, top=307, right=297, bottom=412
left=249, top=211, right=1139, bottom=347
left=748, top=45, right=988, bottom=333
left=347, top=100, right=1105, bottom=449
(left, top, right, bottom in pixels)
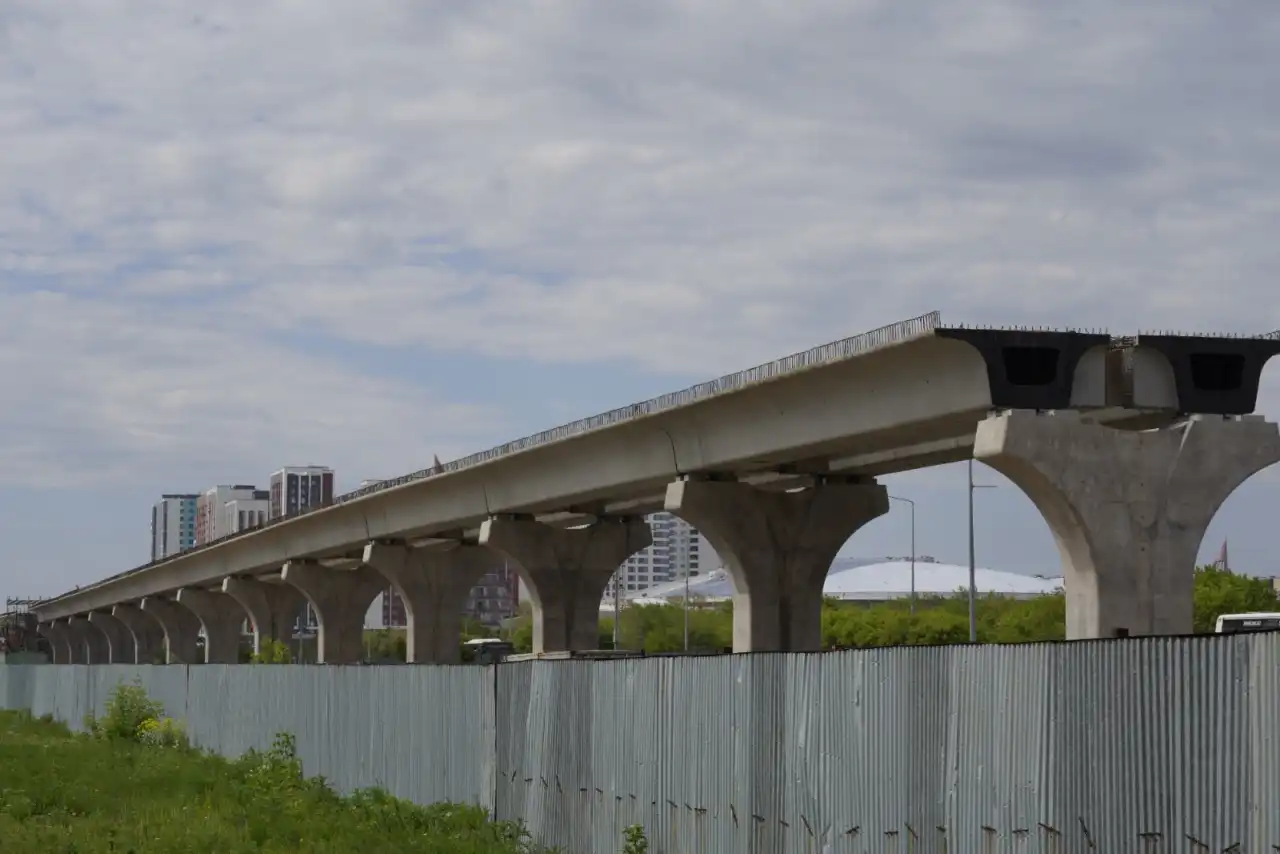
left=140, top=596, right=203, bottom=664
left=112, top=604, right=166, bottom=664
left=480, top=517, right=652, bottom=654
left=976, top=411, right=1280, bottom=638
left=280, top=561, right=385, bottom=664
left=221, top=576, right=306, bottom=657
left=363, top=542, right=499, bottom=664
left=665, top=477, right=889, bottom=652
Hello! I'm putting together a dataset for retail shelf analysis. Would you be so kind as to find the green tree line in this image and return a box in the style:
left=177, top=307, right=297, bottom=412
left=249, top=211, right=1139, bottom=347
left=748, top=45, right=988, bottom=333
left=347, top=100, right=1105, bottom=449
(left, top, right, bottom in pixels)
left=501, top=565, right=1278, bottom=653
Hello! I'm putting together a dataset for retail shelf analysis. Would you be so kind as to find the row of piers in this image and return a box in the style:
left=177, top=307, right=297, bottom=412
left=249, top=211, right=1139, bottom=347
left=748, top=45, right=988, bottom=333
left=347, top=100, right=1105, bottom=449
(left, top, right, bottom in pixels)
left=38, top=412, right=1280, bottom=664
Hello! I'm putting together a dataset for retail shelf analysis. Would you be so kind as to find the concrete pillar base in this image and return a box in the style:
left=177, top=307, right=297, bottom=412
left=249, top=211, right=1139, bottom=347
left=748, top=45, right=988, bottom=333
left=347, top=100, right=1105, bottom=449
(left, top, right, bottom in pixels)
left=112, top=604, right=166, bottom=664
left=665, top=477, right=889, bottom=652
left=221, top=576, right=305, bottom=657
left=280, top=562, right=385, bottom=664
left=140, top=596, right=203, bottom=664
left=479, top=517, right=653, bottom=654
left=176, top=588, right=248, bottom=663
left=364, top=542, right=499, bottom=663
left=975, top=411, right=1280, bottom=638
left=37, top=621, right=73, bottom=664
left=87, top=611, right=136, bottom=664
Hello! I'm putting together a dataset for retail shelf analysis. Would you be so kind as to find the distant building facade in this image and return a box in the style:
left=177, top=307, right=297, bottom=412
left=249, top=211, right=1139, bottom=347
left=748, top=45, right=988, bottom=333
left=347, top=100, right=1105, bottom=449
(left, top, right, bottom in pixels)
left=604, top=512, right=716, bottom=599
left=269, top=466, right=335, bottom=519
left=225, top=490, right=271, bottom=534
left=195, top=485, right=261, bottom=545
left=151, top=494, right=198, bottom=560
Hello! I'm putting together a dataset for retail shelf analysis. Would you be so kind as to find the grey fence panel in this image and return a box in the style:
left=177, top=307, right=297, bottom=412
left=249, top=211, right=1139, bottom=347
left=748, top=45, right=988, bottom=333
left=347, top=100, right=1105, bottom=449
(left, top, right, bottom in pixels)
left=182, top=664, right=495, bottom=808
left=6, top=635, right=1280, bottom=852
left=1248, top=633, right=1280, bottom=848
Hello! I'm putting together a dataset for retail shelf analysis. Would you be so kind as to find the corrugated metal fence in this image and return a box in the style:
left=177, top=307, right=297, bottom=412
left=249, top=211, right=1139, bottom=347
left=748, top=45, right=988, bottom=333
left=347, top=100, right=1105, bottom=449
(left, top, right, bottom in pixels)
left=3, top=635, right=1279, bottom=852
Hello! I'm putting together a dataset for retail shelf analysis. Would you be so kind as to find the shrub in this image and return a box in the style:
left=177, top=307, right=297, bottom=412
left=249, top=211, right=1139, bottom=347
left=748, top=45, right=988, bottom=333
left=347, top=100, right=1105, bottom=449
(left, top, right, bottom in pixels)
left=84, top=680, right=167, bottom=741
left=622, top=824, right=649, bottom=854
left=251, top=638, right=293, bottom=663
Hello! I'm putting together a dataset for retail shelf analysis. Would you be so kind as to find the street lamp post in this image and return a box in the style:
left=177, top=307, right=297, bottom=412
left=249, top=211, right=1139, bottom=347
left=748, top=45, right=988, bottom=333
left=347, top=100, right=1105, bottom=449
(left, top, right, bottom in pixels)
left=888, top=495, right=917, bottom=615
left=683, top=569, right=691, bottom=652
left=612, top=568, right=621, bottom=649
left=968, top=458, right=998, bottom=642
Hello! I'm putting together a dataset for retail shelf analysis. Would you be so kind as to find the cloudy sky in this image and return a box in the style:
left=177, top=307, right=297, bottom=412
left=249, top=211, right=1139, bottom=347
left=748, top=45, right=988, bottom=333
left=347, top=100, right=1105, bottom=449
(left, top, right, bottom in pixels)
left=2, top=1, right=1278, bottom=604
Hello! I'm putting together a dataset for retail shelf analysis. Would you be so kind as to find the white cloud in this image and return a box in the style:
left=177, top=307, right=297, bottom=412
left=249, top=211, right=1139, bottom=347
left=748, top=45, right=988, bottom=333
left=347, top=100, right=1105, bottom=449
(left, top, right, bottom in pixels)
left=1, top=0, right=1279, bottom=495
left=0, top=290, right=501, bottom=489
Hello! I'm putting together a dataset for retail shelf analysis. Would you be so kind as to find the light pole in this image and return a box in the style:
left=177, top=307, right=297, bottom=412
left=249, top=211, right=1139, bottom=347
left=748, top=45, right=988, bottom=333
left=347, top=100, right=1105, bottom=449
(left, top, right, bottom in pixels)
left=612, top=568, right=621, bottom=649
left=682, top=568, right=691, bottom=651
left=888, top=495, right=916, bottom=615
left=968, top=458, right=998, bottom=642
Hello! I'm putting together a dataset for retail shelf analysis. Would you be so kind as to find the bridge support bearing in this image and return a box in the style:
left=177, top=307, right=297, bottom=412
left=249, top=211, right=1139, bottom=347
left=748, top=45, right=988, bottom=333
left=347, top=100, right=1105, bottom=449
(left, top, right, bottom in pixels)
left=280, top=562, right=385, bottom=664
left=975, top=411, right=1280, bottom=639
left=479, top=517, right=653, bottom=654
left=37, top=621, right=73, bottom=664
left=64, top=615, right=109, bottom=664
left=176, top=588, right=249, bottom=663
left=112, top=604, right=166, bottom=664
left=363, top=542, right=498, bottom=664
left=665, top=478, right=890, bottom=653
left=140, top=596, right=203, bottom=664
left=221, top=577, right=306, bottom=657
left=87, top=611, right=136, bottom=664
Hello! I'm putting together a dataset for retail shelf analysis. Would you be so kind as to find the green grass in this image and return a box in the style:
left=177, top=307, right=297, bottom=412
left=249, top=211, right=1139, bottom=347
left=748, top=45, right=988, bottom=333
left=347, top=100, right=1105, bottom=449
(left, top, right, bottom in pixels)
left=0, top=710, right=551, bottom=853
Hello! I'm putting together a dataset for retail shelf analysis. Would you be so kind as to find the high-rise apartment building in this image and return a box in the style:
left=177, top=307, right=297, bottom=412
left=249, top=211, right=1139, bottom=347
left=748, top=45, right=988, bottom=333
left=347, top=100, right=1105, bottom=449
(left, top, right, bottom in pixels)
left=269, top=466, right=335, bottom=519
left=225, top=490, right=271, bottom=534
left=195, top=485, right=261, bottom=545
left=150, top=494, right=198, bottom=561
left=604, top=512, right=717, bottom=599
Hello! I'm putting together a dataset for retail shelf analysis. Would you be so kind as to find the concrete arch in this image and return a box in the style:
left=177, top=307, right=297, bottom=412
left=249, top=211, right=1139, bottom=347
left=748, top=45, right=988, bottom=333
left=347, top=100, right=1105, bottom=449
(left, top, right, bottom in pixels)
left=280, top=561, right=385, bottom=663
left=976, top=410, right=1280, bottom=638
left=479, top=517, right=652, bottom=655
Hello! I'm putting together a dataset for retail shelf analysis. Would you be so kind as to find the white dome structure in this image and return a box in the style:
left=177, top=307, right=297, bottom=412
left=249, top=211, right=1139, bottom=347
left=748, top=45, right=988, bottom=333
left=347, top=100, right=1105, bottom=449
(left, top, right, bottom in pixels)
left=607, top=556, right=1061, bottom=609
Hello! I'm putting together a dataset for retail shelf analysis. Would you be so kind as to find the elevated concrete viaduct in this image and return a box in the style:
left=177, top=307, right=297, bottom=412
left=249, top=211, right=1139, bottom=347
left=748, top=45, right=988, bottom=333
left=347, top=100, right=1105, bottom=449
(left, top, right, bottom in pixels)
left=32, top=314, right=1280, bottom=657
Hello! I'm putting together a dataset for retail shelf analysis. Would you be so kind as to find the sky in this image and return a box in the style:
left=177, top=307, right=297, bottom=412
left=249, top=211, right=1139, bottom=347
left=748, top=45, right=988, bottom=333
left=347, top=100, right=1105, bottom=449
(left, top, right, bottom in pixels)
left=2, top=1, right=1279, bottom=605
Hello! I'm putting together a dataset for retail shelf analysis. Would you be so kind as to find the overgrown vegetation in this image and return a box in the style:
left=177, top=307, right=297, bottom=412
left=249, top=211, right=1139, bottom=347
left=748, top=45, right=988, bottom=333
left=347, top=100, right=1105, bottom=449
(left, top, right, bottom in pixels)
left=502, top=565, right=1277, bottom=652
left=1, top=683, right=553, bottom=852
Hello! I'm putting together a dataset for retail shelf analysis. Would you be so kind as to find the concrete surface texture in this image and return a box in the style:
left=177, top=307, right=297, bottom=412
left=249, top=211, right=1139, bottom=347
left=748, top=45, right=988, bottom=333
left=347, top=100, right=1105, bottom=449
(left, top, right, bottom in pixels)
left=140, top=596, right=202, bottom=664
left=976, top=411, right=1280, bottom=638
left=175, top=588, right=247, bottom=664
left=64, top=616, right=106, bottom=665
left=35, top=621, right=71, bottom=664
left=363, top=542, right=500, bottom=664
left=665, top=477, right=890, bottom=652
left=220, top=576, right=305, bottom=656
left=280, top=561, right=386, bottom=664
left=86, top=611, right=135, bottom=664
left=479, top=517, right=653, bottom=654
left=27, top=323, right=1280, bottom=660
left=111, top=603, right=165, bottom=665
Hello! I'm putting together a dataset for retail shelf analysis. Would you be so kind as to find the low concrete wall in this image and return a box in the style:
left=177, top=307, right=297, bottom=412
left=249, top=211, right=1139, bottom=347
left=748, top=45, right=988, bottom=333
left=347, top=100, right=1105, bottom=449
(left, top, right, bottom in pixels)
left=4, top=635, right=1279, bottom=852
